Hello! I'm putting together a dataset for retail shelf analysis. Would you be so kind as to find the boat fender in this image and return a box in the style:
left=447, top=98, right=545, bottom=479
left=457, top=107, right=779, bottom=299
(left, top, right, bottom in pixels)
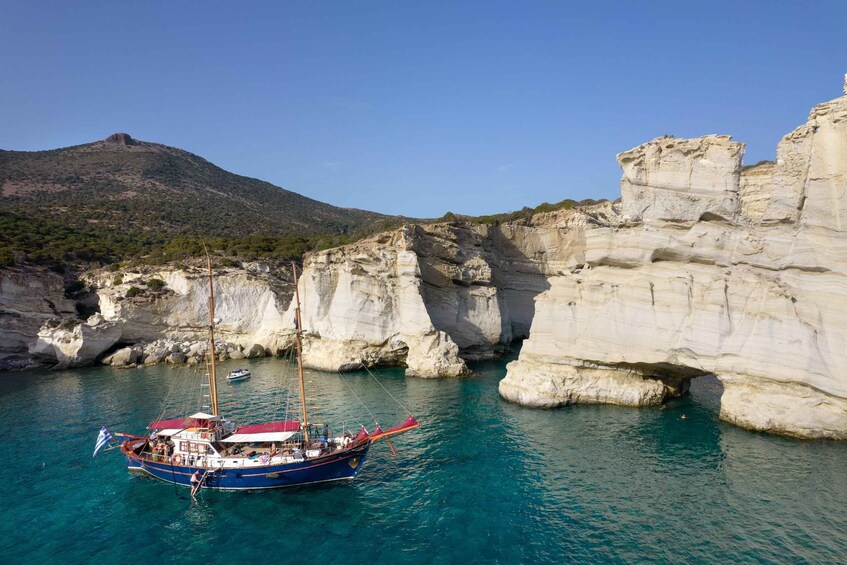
left=172, top=454, right=182, bottom=465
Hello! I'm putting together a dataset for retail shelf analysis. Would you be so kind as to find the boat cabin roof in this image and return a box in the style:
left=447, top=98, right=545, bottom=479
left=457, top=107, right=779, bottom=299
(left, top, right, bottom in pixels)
left=215, top=420, right=302, bottom=442
left=154, top=428, right=183, bottom=437
left=221, top=431, right=297, bottom=443
left=189, top=412, right=220, bottom=420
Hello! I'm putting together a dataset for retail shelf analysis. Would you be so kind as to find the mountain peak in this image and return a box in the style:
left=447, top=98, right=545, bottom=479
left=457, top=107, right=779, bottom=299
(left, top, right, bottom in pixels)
left=105, top=133, right=135, bottom=145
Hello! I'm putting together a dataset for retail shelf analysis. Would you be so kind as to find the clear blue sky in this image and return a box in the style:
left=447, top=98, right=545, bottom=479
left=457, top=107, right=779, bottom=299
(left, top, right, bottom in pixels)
left=2, top=1, right=845, bottom=218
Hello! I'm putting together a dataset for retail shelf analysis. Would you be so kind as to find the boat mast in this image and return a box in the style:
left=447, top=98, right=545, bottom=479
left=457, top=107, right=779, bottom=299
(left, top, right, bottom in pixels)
left=206, top=253, right=220, bottom=416
left=292, top=262, right=309, bottom=444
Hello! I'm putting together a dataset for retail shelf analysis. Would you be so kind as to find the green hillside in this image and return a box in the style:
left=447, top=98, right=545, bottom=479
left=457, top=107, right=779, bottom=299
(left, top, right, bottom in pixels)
left=0, top=133, right=400, bottom=266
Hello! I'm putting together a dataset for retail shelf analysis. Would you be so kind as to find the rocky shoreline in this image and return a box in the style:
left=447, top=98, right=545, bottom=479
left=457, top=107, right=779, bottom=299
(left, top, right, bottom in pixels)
left=100, top=338, right=271, bottom=368
left=0, top=260, right=295, bottom=371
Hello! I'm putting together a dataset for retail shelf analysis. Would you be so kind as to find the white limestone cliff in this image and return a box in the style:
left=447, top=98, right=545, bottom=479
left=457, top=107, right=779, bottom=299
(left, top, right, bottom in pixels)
left=91, top=267, right=291, bottom=349
left=0, top=268, right=77, bottom=369
left=500, top=83, right=847, bottom=439
left=738, top=161, right=774, bottom=222
left=287, top=229, right=469, bottom=377
left=29, top=315, right=122, bottom=369
left=287, top=202, right=617, bottom=377
left=23, top=263, right=295, bottom=368
left=619, top=135, right=743, bottom=223
left=97, top=265, right=294, bottom=356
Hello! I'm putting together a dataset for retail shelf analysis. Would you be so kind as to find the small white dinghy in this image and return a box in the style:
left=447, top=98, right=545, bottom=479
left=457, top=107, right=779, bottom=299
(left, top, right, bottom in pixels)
left=226, top=368, right=251, bottom=382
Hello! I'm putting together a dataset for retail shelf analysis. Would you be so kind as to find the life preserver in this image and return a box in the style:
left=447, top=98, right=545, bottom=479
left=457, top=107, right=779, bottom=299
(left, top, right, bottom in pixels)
left=172, top=454, right=182, bottom=465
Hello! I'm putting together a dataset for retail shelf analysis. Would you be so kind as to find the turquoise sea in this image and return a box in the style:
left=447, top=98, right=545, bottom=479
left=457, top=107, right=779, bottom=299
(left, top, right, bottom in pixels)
left=1, top=352, right=845, bottom=564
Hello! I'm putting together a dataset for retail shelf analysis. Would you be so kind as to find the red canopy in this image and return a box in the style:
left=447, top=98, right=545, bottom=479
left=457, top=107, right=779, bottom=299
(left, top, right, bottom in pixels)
left=236, top=420, right=300, bottom=434
left=148, top=418, right=188, bottom=430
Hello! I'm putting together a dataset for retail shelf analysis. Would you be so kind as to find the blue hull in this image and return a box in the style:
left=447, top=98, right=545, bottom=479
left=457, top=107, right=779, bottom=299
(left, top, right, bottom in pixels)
left=124, top=443, right=370, bottom=490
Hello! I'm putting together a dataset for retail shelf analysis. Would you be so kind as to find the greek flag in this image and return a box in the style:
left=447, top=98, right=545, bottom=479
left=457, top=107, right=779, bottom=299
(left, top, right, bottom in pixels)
left=93, top=426, right=113, bottom=457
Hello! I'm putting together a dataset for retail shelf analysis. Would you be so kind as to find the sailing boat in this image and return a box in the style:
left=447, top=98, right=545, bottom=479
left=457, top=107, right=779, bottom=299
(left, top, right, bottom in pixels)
left=116, top=258, right=419, bottom=490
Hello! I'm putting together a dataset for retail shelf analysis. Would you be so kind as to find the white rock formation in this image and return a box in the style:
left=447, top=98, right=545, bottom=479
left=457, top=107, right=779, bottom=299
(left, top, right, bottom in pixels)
left=95, top=267, right=294, bottom=357
left=23, top=265, right=295, bottom=368
left=287, top=201, right=620, bottom=377
left=92, top=269, right=286, bottom=346
left=738, top=161, right=774, bottom=222
left=501, top=82, right=847, bottom=439
left=0, top=268, right=76, bottom=369
left=30, top=315, right=122, bottom=368
left=288, top=230, right=469, bottom=377
left=619, top=135, right=743, bottom=222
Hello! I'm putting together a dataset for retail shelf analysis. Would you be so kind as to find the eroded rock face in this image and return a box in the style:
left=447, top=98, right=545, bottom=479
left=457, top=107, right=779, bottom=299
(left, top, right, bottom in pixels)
left=100, top=267, right=295, bottom=353
left=798, top=97, right=847, bottom=231
left=24, top=264, right=295, bottom=368
left=286, top=229, right=470, bottom=377
left=288, top=203, right=619, bottom=377
left=30, top=315, right=122, bottom=368
left=739, top=161, right=775, bottom=222
left=92, top=267, right=290, bottom=349
left=618, top=135, right=744, bottom=223
left=501, top=85, right=847, bottom=439
left=0, top=268, right=76, bottom=369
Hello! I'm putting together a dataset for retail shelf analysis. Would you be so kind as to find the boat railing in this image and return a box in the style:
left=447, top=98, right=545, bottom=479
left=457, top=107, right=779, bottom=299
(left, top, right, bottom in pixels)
left=136, top=431, right=365, bottom=468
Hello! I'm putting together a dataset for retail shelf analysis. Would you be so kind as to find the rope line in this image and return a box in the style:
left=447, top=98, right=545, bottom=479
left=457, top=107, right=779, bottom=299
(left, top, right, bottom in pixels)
left=363, top=365, right=413, bottom=415
left=337, top=371, right=378, bottom=426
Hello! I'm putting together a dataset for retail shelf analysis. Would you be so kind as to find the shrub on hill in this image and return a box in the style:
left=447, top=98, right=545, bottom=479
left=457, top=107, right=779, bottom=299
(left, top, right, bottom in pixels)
left=437, top=197, right=608, bottom=225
